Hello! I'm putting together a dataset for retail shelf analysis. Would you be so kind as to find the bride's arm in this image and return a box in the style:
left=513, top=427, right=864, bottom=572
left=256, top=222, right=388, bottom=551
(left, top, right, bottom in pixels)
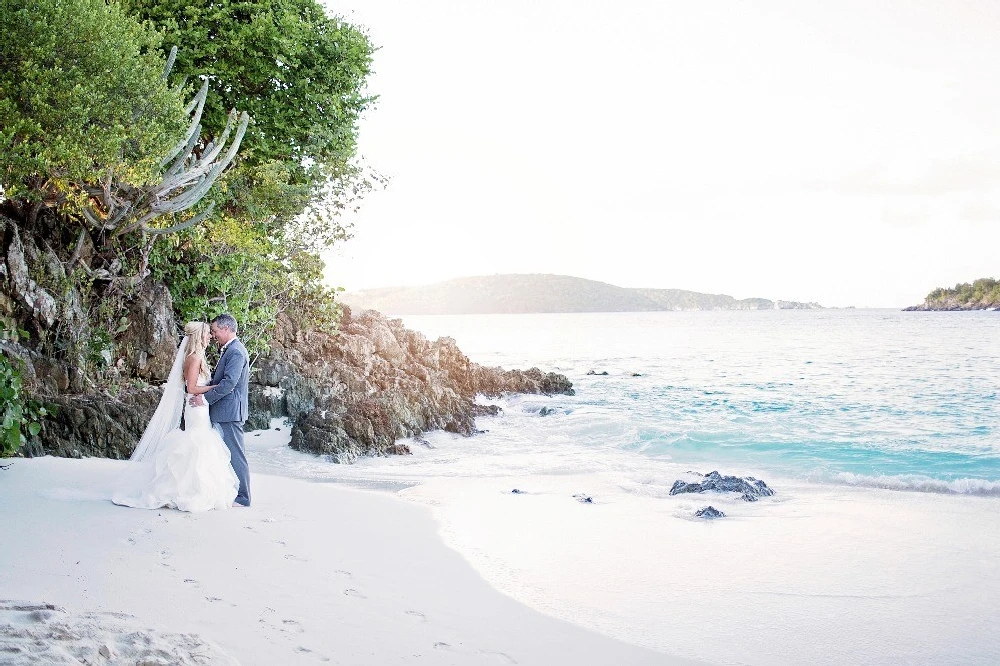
left=184, top=355, right=215, bottom=395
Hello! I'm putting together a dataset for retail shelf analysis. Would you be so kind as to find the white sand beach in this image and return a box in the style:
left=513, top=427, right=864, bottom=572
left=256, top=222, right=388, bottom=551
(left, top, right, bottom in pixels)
left=0, top=449, right=692, bottom=665
left=6, top=419, right=1000, bottom=665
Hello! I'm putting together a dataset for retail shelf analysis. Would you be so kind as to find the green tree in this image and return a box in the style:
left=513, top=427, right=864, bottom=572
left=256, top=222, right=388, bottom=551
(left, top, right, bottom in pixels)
left=0, top=0, right=251, bottom=388
left=122, top=0, right=378, bottom=230
left=125, top=0, right=379, bottom=353
left=0, top=0, right=186, bottom=212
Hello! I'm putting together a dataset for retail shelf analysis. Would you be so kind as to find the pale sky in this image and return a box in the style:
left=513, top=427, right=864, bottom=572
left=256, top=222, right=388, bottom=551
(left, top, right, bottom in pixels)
left=320, top=0, right=1000, bottom=308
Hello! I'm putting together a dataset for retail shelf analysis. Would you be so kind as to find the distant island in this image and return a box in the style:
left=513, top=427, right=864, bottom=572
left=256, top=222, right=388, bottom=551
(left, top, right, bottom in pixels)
left=905, top=278, right=1000, bottom=311
left=340, top=274, right=823, bottom=315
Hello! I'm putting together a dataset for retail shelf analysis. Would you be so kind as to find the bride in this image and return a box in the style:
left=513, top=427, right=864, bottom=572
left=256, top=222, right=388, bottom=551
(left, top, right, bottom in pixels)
left=112, top=321, right=239, bottom=512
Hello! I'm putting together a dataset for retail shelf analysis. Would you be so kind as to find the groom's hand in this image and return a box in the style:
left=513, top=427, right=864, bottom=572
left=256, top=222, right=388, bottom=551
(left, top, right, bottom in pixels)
left=188, top=394, right=206, bottom=407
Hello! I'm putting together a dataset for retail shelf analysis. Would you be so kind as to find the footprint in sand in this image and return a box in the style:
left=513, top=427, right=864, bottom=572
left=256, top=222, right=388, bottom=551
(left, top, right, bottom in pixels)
left=126, top=527, right=153, bottom=545
left=433, top=642, right=453, bottom=651
left=478, top=650, right=518, bottom=664
left=205, top=597, right=223, bottom=603
left=284, top=554, right=308, bottom=562
left=183, top=579, right=200, bottom=589
left=334, top=570, right=352, bottom=578
left=274, top=540, right=287, bottom=547
left=343, top=589, right=367, bottom=599
left=404, top=610, right=426, bottom=622
left=281, top=619, right=305, bottom=634
left=295, top=646, right=331, bottom=661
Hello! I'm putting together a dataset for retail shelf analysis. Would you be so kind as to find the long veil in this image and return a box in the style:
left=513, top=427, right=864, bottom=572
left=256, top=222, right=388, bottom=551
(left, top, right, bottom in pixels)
left=129, top=336, right=188, bottom=462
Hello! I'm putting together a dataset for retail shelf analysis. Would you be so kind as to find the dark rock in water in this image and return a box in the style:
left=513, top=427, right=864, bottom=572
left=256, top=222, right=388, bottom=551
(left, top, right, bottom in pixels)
left=511, top=488, right=526, bottom=494
left=669, top=470, right=774, bottom=501
left=472, top=404, right=501, bottom=417
left=695, top=506, right=726, bottom=519
left=414, top=436, right=434, bottom=449
left=631, top=372, right=643, bottom=377
left=586, top=370, right=609, bottom=376
left=538, top=406, right=556, bottom=416
left=573, top=493, right=594, bottom=504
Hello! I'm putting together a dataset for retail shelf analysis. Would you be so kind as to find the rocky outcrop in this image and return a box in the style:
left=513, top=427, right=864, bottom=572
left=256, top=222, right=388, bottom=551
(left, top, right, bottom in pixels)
left=1, top=217, right=58, bottom=330
left=249, top=307, right=574, bottom=462
left=694, top=506, right=726, bottom=519
left=670, top=471, right=775, bottom=502
left=17, top=304, right=573, bottom=462
left=20, top=389, right=165, bottom=459
left=903, top=299, right=1000, bottom=311
left=118, top=283, right=179, bottom=382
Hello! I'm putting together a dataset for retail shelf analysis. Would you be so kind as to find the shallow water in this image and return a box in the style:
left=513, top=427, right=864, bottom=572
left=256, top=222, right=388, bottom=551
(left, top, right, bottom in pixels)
left=395, top=309, right=1000, bottom=493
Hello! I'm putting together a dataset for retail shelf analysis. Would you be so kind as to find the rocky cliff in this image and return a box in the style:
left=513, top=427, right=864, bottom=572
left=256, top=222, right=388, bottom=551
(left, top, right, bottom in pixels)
left=248, top=306, right=572, bottom=461
left=7, top=294, right=573, bottom=461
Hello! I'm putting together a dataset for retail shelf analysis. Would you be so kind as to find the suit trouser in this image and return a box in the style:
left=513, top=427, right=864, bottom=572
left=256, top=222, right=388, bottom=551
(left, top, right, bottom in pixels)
left=215, top=421, right=250, bottom=506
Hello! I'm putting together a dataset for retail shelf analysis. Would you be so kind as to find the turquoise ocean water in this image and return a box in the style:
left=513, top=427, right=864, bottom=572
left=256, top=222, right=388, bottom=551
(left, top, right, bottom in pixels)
left=396, top=309, right=1000, bottom=494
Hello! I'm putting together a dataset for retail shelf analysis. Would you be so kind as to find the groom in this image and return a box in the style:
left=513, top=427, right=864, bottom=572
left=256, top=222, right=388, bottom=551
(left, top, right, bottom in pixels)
left=191, top=313, right=251, bottom=507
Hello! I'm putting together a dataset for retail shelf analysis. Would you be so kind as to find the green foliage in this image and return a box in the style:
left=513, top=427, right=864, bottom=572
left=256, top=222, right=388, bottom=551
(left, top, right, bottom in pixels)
left=148, top=221, right=342, bottom=364
left=1, top=0, right=372, bottom=395
left=0, top=0, right=186, bottom=207
left=126, top=0, right=377, bottom=362
left=0, top=351, right=48, bottom=458
left=926, top=278, right=1000, bottom=307
left=123, top=0, right=378, bottom=227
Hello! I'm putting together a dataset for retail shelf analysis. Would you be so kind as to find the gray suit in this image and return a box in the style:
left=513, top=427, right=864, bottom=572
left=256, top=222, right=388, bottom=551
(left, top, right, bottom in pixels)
left=205, top=338, right=251, bottom=506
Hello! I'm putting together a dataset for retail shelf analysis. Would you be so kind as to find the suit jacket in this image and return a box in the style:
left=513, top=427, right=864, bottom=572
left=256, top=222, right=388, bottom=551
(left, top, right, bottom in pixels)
left=205, top=338, right=250, bottom=424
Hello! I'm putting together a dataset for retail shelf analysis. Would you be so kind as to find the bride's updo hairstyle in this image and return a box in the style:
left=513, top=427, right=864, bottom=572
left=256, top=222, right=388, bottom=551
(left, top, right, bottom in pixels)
left=183, top=321, right=211, bottom=379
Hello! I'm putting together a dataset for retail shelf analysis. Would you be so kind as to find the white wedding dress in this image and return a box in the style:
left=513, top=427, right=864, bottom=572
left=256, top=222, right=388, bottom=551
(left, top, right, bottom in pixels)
left=113, top=373, right=239, bottom=512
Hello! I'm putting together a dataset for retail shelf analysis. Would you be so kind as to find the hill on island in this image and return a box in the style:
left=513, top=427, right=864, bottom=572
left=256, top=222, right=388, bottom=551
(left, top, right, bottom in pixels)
left=905, top=277, right=1000, bottom=311
left=340, top=274, right=823, bottom=315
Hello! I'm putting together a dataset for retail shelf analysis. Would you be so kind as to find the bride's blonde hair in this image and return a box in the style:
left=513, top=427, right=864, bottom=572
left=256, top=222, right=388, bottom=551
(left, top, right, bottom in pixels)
left=183, top=321, right=211, bottom=379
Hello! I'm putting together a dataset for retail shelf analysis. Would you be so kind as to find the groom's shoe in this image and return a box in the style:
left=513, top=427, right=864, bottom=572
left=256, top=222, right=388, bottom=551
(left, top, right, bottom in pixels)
left=233, top=498, right=250, bottom=508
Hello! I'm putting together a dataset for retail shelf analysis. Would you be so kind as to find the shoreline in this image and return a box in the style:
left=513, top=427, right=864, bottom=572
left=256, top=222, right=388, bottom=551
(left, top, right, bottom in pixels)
left=257, top=410, right=1000, bottom=666
left=0, top=454, right=693, bottom=665
left=393, top=469, right=1000, bottom=665
left=242, top=419, right=1000, bottom=665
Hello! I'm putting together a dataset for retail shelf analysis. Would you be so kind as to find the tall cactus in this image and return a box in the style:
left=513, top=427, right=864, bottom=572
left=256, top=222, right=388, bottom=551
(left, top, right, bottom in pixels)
left=79, top=46, right=248, bottom=240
